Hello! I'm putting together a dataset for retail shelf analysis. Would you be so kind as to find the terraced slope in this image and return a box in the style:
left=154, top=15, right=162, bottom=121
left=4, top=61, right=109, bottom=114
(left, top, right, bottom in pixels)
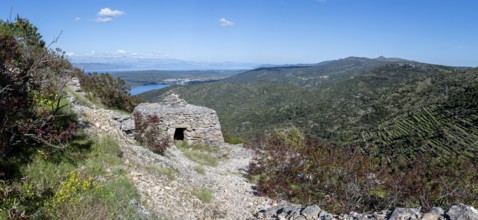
left=362, top=78, right=478, bottom=160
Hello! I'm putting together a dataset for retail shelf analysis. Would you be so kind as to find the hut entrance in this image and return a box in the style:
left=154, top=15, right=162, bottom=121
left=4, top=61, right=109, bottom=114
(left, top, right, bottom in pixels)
left=174, top=128, right=186, bottom=141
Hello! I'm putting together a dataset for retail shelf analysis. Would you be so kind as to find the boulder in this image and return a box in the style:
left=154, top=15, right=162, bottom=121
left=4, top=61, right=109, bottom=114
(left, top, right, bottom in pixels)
left=278, top=203, right=302, bottom=217
left=318, top=210, right=333, bottom=220
left=389, top=207, right=421, bottom=220
left=373, top=210, right=391, bottom=220
left=301, top=204, right=321, bottom=219
left=446, top=204, right=478, bottom=220
left=120, top=118, right=135, bottom=133
left=346, top=211, right=375, bottom=220
left=422, top=207, right=445, bottom=220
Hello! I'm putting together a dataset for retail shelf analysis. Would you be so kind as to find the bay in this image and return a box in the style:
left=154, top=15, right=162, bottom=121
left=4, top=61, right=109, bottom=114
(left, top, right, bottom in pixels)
left=131, top=84, right=169, bottom=96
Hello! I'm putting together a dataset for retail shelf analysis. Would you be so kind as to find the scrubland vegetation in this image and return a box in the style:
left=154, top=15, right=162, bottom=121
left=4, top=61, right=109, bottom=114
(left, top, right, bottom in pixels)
left=77, top=72, right=143, bottom=112
left=0, top=17, right=143, bottom=219
left=247, top=128, right=478, bottom=214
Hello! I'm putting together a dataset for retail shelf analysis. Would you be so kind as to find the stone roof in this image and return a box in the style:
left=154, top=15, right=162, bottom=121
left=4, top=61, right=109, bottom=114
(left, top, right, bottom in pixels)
left=135, top=94, right=215, bottom=115
left=159, top=94, right=188, bottom=107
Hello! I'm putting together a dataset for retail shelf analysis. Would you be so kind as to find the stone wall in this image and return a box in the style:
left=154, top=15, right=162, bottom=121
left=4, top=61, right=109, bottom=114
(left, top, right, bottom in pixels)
left=256, top=200, right=478, bottom=220
left=133, top=94, right=224, bottom=145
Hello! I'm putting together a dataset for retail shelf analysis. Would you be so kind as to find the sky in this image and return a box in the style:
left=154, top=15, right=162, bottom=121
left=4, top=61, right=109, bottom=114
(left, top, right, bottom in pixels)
left=1, top=0, right=478, bottom=67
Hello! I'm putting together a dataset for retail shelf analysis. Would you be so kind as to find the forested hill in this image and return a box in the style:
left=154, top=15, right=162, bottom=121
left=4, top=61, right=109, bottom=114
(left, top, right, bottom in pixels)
left=140, top=57, right=477, bottom=153
left=221, top=56, right=462, bottom=86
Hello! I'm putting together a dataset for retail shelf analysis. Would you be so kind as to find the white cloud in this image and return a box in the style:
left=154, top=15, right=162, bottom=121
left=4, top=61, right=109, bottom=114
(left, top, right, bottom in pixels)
left=96, top=17, right=113, bottom=23
left=65, top=52, right=75, bottom=56
left=97, top=8, right=125, bottom=17
left=87, top=50, right=96, bottom=56
left=116, top=49, right=127, bottom=54
left=219, top=18, right=234, bottom=27
left=95, top=8, right=125, bottom=23
left=74, top=16, right=81, bottom=21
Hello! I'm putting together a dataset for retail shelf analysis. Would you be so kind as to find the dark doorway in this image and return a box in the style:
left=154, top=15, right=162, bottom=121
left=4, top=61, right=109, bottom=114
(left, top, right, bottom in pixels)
left=174, top=128, right=186, bottom=140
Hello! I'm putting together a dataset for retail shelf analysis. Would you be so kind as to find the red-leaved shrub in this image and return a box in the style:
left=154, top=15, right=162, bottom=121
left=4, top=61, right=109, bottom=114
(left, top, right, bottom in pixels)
left=133, top=112, right=171, bottom=155
left=247, top=128, right=478, bottom=213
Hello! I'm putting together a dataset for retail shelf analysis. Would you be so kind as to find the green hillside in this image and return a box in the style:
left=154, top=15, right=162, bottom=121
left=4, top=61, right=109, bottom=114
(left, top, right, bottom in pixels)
left=362, top=71, right=478, bottom=160
left=141, top=58, right=468, bottom=133
left=141, top=58, right=478, bottom=162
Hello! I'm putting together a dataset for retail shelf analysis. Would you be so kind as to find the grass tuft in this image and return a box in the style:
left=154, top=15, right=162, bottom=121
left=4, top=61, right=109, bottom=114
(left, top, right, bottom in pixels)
left=176, top=141, right=221, bottom=167
left=194, top=166, right=206, bottom=175
left=145, top=166, right=178, bottom=181
left=182, top=150, right=218, bottom=167
left=191, top=188, right=214, bottom=203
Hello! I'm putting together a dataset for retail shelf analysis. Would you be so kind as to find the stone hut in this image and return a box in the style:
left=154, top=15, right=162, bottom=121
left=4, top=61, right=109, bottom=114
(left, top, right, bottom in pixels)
left=133, top=94, right=224, bottom=145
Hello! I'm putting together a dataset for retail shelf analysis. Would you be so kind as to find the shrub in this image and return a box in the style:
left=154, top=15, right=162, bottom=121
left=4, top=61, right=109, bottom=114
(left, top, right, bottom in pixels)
left=0, top=179, right=45, bottom=219
left=76, top=71, right=144, bottom=112
left=133, top=112, right=171, bottom=155
left=45, top=171, right=98, bottom=214
left=1, top=17, right=77, bottom=177
left=247, top=128, right=478, bottom=213
left=0, top=17, right=144, bottom=219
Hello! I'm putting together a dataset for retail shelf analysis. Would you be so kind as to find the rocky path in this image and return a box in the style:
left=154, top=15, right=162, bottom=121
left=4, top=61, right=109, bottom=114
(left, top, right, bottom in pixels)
left=73, top=105, right=272, bottom=220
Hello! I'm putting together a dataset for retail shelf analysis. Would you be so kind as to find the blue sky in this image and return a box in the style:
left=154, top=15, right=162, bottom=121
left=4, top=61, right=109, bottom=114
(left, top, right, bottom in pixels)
left=1, top=0, right=477, bottom=67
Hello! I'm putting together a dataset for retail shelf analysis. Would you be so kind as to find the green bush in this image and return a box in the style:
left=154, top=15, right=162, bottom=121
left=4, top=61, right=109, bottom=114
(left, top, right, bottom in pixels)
left=76, top=71, right=144, bottom=112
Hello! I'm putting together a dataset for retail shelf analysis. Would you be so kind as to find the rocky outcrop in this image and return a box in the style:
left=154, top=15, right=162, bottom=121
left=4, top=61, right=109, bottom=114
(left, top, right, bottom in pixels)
left=133, top=94, right=224, bottom=145
left=255, top=201, right=478, bottom=220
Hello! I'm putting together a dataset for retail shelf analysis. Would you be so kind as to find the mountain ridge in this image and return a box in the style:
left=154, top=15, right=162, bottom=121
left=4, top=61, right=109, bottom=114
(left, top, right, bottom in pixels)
left=221, top=56, right=467, bottom=87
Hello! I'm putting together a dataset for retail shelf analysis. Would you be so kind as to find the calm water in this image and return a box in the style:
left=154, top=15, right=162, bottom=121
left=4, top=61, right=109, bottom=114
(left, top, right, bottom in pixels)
left=130, top=84, right=169, bottom=96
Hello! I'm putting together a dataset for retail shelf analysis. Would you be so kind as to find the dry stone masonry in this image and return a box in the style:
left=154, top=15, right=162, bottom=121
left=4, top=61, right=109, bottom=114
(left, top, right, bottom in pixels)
left=256, top=201, right=478, bottom=220
left=133, top=94, right=224, bottom=145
